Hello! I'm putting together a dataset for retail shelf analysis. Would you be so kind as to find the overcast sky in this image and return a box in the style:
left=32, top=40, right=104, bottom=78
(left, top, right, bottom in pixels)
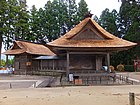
left=27, top=0, right=121, bottom=17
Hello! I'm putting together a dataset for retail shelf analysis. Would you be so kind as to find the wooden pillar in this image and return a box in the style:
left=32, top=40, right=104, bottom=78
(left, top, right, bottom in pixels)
left=107, top=53, right=110, bottom=73
left=66, top=51, right=70, bottom=76
left=52, top=60, right=54, bottom=70
left=96, top=55, right=103, bottom=71
left=41, top=60, right=42, bottom=70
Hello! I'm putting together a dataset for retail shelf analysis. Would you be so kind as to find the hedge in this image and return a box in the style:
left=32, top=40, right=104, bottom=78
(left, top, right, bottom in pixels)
left=124, top=65, right=134, bottom=72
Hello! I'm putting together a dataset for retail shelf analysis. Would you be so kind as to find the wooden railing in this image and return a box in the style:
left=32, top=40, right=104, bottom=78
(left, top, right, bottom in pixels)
left=32, top=70, right=66, bottom=76
left=32, top=67, right=66, bottom=71
left=61, top=73, right=117, bottom=86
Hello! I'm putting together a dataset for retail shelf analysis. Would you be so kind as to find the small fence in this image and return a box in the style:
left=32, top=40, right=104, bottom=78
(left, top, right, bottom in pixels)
left=116, top=74, right=140, bottom=85
left=60, top=73, right=140, bottom=86
left=61, top=73, right=116, bottom=86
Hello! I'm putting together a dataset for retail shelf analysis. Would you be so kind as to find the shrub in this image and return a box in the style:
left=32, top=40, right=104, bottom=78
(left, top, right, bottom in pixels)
left=109, top=65, right=115, bottom=72
left=124, top=65, right=134, bottom=72
left=116, top=64, right=124, bottom=71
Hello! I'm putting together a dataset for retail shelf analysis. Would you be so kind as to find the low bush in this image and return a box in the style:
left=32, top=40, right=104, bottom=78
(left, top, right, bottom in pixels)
left=124, top=65, right=134, bottom=72
left=109, top=65, right=115, bottom=72
left=116, top=64, right=124, bottom=71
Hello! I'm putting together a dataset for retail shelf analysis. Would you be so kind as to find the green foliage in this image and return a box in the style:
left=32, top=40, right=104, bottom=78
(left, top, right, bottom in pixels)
left=29, top=5, right=43, bottom=42
left=77, top=0, right=88, bottom=21
left=1, top=59, right=6, bottom=66
left=30, top=0, right=89, bottom=42
left=119, top=0, right=140, bottom=64
left=64, top=0, right=78, bottom=30
left=14, top=0, right=30, bottom=41
left=0, top=58, right=14, bottom=67
left=0, top=0, right=30, bottom=51
left=124, top=65, right=134, bottom=72
left=0, top=0, right=8, bottom=65
left=0, top=0, right=89, bottom=48
left=8, top=58, right=14, bottom=66
left=99, top=8, right=119, bottom=37
left=98, top=1, right=140, bottom=66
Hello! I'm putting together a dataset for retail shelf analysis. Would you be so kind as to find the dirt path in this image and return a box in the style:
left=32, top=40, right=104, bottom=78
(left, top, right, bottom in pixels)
left=0, top=85, right=140, bottom=105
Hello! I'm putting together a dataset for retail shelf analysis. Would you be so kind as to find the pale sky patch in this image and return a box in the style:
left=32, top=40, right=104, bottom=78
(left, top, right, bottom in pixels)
left=26, top=0, right=121, bottom=17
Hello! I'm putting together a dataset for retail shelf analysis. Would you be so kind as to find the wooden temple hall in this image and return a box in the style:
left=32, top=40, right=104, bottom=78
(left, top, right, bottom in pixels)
left=3, top=16, right=137, bottom=77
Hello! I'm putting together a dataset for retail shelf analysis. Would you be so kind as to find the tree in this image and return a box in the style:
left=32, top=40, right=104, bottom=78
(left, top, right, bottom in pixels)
left=64, top=0, right=78, bottom=31
left=99, top=8, right=119, bottom=37
left=13, top=0, right=30, bottom=41
left=29, top=5, right=42, bottom=42
left=2, top=0, right=21, bottom=66
left=119, top=0, right=140, bottom=63
left=0, top=0, right=30, bottom=66
left=43, top=1, right=56, bottom=42
left=0, top=0, right=7, bottom=66
left=1, top=59, right=6, bottom=67
left=108, top=0, right=140, bottom=66
left=3, top=0, right=19, bottom=51
left=77, top=0, right=89, bottom=22
left=93, top=15, right=99, bottom=23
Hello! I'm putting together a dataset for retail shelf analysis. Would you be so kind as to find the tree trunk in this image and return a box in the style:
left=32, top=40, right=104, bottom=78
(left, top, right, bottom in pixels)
left=6, top=55, right=8, bottom=67
left=0, top=34, right=2, bottom=66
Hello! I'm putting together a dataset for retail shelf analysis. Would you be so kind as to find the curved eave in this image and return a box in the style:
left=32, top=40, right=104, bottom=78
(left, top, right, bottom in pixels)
left=2, top=49, right=26, bottom=55
left=48, top=39, right=137, bottom=49
left=47, top=43, right=137, bottom=53
left=3, top=49, right=56, bottom=56
left=26, top=51, right=56, bottom=56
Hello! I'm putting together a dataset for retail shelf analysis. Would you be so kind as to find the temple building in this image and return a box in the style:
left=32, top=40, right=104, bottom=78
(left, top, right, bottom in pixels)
left=3, top=17, right=137, bottom=75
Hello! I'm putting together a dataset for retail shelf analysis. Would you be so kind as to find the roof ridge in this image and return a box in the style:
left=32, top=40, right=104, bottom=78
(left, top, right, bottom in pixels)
left=16, top=41, right=28, bottom=51
left=64, top=18, right=90, bottom=39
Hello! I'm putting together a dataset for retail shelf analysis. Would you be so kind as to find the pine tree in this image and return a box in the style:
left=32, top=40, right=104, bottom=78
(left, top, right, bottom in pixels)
left=43, top=1, right=55, bottom=42
left=99, top=8, right=119, bottom=36
left=14, top=0, right=30, bottom=40
left=29, top=5, right=41, bottom=42
left=3, top=0, right=20, bottom=50
left=0, top=0, right=8, bottom=66
left=64, top=0, right=78, bottom=31
left=119, top=0, right=140, bottom=63
left=77, top=0, right=89, bottom=22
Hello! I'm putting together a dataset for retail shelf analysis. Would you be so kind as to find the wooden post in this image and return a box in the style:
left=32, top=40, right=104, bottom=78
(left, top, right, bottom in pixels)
left=52, top=60, right=54, bottom=70
left=10, top=83, right=12, bottom=89
left=41, top=60, right=42, bottom=70
left=34, top=82, right=36, bottom=88
left=66, top=52, right=70, bottom=77
left=129, top=92, right=135, bottom=105
left=107, top=53, right=110, bottom=73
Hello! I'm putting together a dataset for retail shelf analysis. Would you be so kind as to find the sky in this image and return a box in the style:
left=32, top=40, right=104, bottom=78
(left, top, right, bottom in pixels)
left=26, top=0, right=121, bottom=17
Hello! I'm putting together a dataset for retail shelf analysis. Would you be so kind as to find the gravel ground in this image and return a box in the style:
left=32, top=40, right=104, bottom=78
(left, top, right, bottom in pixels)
left=0, top=75, right=51, bottom=89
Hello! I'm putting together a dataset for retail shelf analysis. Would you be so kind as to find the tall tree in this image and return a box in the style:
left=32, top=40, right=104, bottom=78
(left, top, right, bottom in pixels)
left=29, top=5, right=41, bottom=42
left=109, top=0, right=140, bottom=66
left=65, top=0, right=78, bottom=31
left=0, top=0, right=8, bottom=66
left=14, top=0, right=30, bottom=40
left=2, top=0, right=20, bottom=66
left=0, top=0, right=6, bottom=65
left=99, top=8, right=119, bottom=37
left=77, top=0, right=88, bottom=22
left=3, top=0, right=19, bottom=50
left=43, top=1, right=55, bottom=42
left=119, top=0, right=140, bottom=63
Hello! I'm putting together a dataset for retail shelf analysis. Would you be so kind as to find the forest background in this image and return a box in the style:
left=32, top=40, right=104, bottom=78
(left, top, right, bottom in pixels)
left=0, top=0, right=140, bottom=67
